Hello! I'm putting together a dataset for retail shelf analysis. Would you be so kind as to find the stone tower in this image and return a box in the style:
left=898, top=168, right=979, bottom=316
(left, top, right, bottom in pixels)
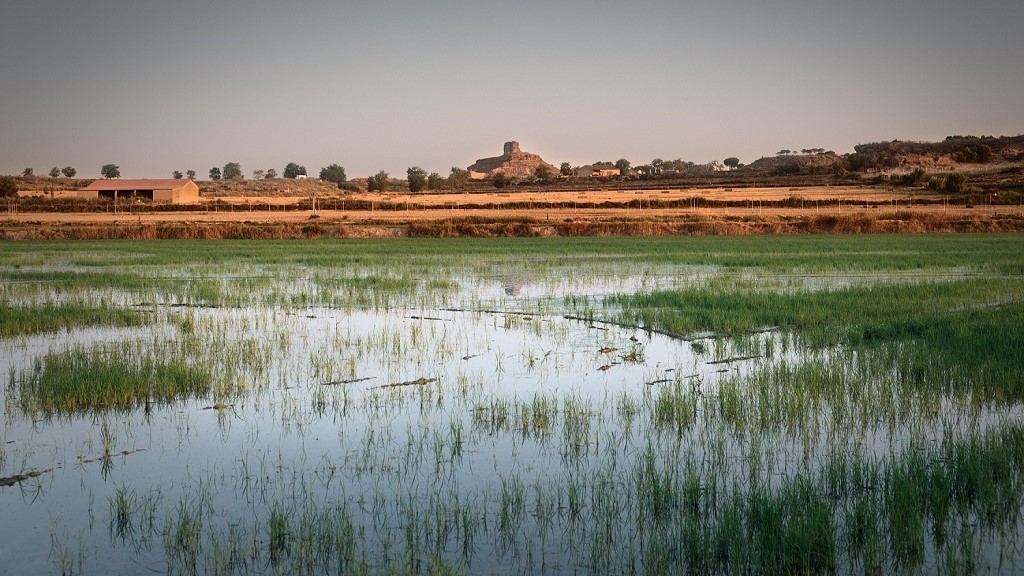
left=468, top=141, right=557, bottom=179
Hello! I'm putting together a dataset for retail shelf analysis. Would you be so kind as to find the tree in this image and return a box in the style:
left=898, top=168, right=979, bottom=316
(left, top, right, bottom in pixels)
left=222, top=162, right=243, bottom=180
left=367, top=170, right=389, bottom=192
left=22, top=168, right=34, bottom=177
left=48, top=167, right=61, bottom=178
left=407, top=166, right=428, bottom=192
left=723, top=157, right=740, bottom=170
left=944, top=172, right=968, bottom=194
left=491, top=171, right=509, bottom=189
left=319, top=164, right=347, bottom=184
left=209, top=167, right=222, bottom=180
left=172, top=170, right=184, bottom=179
left=560, top=162, right=573, bottom=177
left=265, top=168, right=277, bottom=179
left=449, top=167, right=470, bottom=190
left=534, top=164, right=554, bottom=181
left=101, top=164, right=120, bottom=179
left=186, top=170, right=196, bottom=180
left=427, top=172, right=446, bottom=190
left=252, top=169, right=265, bottom=180
left=283, top=162, right=306, bottom=179
left=955, top=145, right=993, bottom=163
left=0, top=176, right=17, bottom=198
left=614, top=159, right=631, bottom=175
left=62, top=166, right=77, bottom=178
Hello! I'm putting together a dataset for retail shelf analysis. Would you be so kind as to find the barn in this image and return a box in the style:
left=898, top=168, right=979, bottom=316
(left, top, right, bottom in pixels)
left=577, top=164, right=621, bottom=178
left=78, top=179, right=200, bottom=203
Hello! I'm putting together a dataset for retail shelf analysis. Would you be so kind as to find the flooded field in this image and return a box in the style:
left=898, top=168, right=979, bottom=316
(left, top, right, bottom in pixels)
left=2, top=235, right=1023, bottom=575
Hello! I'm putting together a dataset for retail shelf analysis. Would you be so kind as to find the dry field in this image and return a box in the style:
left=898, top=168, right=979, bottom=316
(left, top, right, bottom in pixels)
left=4, top=186, right=1023, bottom=238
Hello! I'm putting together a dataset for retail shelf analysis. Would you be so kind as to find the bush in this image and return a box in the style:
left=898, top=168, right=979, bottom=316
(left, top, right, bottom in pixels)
left=944, top=173, right=968, bottom=194
left=954, top=144, right=993, bottom=163
left=491, top=172, right=514, bottom=189
left=773, top=163, right=802, bottom=176
left=900, top=168, right=927, bottom=186
left=0, top=175, right=18, bottom=197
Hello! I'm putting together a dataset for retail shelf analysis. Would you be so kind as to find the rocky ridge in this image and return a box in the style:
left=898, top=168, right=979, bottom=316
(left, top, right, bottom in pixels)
left=468, top=141, right=558, bottom=179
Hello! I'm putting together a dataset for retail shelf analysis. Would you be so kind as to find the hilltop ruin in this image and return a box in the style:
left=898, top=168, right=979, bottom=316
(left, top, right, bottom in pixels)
left=468, top=141, right=558, bottom=179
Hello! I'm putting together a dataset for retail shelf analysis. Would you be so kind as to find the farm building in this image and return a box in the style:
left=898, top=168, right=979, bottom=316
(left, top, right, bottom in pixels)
left=577, top=164, right=620, bottom=178
left=78, top=179, right=199, bottom=203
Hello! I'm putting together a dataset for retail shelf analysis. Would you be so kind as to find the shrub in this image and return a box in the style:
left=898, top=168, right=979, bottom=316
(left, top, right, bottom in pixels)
left=0, top=175, right=18, bottom=197
left=900, top=168, right=927, bottom=186
left=944, top=173, right=968, bottom=194
left=773, top=163, right=801, bottom=176
left=955, top=144, right=992, bottom=163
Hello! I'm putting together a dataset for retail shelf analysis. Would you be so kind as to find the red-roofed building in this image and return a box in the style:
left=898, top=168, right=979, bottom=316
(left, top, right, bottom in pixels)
left=78, top=179, right=199, bottom=203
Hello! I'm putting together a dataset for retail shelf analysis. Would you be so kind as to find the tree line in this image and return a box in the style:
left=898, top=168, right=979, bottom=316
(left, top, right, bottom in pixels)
left=17, top=166, right=78, bottom=178
left=366, top=167, right=471, bottom=192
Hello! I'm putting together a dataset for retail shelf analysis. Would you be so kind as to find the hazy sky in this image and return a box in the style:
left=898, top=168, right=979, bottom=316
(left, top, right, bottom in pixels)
left=2, top=0, right=1022, bottom=179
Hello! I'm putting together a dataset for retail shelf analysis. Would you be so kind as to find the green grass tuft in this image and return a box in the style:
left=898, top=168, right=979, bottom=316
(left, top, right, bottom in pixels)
left=15, top=348, right=211, bottom=414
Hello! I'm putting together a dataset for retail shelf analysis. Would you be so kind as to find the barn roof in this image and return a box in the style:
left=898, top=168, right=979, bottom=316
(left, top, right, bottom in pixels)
left=83, top=179, right=192, bottom=191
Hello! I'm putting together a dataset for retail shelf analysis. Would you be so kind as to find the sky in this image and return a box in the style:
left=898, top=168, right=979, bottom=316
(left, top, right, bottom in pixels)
left=2, top=0, right=1022, bottom=179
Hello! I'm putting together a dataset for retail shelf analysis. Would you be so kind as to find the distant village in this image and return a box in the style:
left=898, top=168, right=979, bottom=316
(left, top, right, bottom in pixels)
left=4, top=134, right=1021, bottom=204
left=3, top=140, right=735, bottom=203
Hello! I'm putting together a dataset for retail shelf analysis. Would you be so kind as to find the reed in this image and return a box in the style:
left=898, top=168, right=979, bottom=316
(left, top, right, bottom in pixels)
left=3, top=235, right=1024, bottom=574
left=15, top=347, right=212, bottom=415
left=0, top=301, right=144, bottom=338
left=610, top=277, right=1023, bottom=347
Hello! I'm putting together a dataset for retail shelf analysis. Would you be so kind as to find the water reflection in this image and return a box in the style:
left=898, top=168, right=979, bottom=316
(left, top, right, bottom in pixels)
left=1, top=261, right=1021, bottom=574
left=503, top=279, right=524, bottom=296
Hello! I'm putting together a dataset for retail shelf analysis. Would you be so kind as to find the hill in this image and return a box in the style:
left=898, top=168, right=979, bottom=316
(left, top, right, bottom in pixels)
left=745, top=152, right=846, bottom=175
left=848, top=135, right=1024, bottom=171
left=197, top=177, right=341, bottom=197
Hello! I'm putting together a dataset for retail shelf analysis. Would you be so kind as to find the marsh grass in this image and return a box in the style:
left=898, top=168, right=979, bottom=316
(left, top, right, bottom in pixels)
left=5, top=235, right=1024, bottom=575
left=610, top=278, right=1023, bottom=346
left=613, top=279, right=1024, bottom=403
left=107, top=484, right=160, bottom=550
left=633, top=426, right=1024, bottom=574
left=0, top=301, right=144, bottom=337
left=164, top=496, right=204, bottom=574
left=14, top=347, right=212, bottom=414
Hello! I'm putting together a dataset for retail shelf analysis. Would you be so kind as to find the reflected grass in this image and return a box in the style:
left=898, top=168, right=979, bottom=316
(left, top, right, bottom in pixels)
left=5, top=235, right=1024, bottom=574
